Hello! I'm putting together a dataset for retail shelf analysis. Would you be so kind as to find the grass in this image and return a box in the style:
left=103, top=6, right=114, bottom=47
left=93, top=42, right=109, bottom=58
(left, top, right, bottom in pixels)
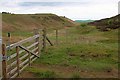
left=3, top=24, right=118, bottom=78
left=25, top=67, right=57, bottom=78
left=71, top=73, right=81, bottom=78
left=30, top=25, right=118, bottom=78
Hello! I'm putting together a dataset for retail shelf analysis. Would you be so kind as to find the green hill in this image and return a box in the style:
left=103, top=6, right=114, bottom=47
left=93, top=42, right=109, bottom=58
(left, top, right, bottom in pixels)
left=2, top=13, right=76, bottom=32
left=88, top=14, right=120, bottom=31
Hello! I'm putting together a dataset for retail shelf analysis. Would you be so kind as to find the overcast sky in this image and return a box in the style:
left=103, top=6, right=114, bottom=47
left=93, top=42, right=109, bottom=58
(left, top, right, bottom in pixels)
left=0, top=0, right=119, bottom=20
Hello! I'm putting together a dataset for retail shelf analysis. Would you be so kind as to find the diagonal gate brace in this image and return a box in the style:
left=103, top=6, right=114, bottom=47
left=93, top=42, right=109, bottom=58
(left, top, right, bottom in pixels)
left=19, top=46, right=39, bottom=58
left=46, top=36, right=53, bottom=46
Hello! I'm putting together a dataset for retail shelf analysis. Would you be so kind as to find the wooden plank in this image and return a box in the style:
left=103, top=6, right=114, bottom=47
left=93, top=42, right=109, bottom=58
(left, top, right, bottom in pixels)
left=19, top=46, right=39, bottom=58
left=20, top=59, right=29, bottom=68
left=19, top=52, right=39, bottom=76
left=29, top=51, right=39, bottom=65
left=19, top=54, right=28, bottom=61
left=20, top=52, right=39, bottom=68
left=2, top=44, right=7, bottom=78
left=30, top=52, right=39, bottom=60
left=19, top=63, right=29, bottom=73
left=16, top=46, right=20, bottom=76
left=7, top=67, right=17, bottom=76
left=7, top=53, right=16, bottom=61
left=6, top=34, right=39, bottom=50
left=7, top=46, right=39, bottom=77
left=7, top=61, right=17, bottom=70
left=7, top=42, right=39, bottom=61
left=31, top=57, right=37, bottom=64
left=8, top=52, right=38, bottom=78
left=11, top=73, right=18, bottom=78
left=8, top=44, right=32, bottom=70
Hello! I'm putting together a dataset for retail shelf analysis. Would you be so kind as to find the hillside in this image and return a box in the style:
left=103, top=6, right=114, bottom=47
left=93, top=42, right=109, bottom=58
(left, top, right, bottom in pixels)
left=2, top=13, right=76, bottom=32
left=88, top=14, right=120, bottom=31
left=20, top=25, right=118, bottom=78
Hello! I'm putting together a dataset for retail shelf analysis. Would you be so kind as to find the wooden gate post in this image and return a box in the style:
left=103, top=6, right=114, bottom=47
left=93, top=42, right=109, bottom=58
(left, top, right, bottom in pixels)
left=55, top=29, right=58, bottom=45
left=2, top=44, right=7, bottom=78
left=28, top=52, right=31, bottom=66
left=0, top=47, right=2, bottom=79
left=16, top=46, right=20, bottom=76
left=42, top=28, right=46, bottom=52
left=34, top=29, right=39, bottom=53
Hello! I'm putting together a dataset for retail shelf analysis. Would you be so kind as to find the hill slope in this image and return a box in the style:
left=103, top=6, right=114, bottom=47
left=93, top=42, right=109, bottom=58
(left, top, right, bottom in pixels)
left=2, top=13, right=76, bottom=32
left=88, top=14, right=120, bottom=31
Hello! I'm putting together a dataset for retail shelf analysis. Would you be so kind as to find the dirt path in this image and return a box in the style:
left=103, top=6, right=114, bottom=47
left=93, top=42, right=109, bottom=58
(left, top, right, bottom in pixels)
left=20, top=64, right=118, bottom=78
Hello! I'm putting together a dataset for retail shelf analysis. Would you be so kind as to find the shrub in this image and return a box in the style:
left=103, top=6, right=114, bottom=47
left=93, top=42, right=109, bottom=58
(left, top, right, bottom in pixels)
left=34, top=71, right=57, bottom=78
left=80, top=23, right=87, bottom=27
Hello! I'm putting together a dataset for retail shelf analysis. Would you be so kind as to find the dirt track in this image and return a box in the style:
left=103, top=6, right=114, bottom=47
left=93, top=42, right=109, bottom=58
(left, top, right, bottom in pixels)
left=20, top=64, right=118, bottom=78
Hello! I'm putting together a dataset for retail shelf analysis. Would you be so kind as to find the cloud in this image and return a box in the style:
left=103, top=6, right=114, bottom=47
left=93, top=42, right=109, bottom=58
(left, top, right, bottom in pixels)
left=0, top=0, right=119, bottom=20
left=19, top=2, right=89, bottom=7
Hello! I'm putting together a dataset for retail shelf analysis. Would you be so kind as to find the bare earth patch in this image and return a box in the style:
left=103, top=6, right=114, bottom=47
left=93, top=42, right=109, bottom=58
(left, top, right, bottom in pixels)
left=20, top=64, right=118, bottom=78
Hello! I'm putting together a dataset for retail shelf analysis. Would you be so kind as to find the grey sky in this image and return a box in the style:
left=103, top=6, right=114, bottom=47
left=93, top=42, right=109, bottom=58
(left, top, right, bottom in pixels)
left=0, top=0, right=119, bottom=20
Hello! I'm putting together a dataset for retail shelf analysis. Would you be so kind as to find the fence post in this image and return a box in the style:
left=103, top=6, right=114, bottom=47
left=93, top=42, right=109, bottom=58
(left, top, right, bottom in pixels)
left=7, top=32, right=11, bottom=50
left=2, top=44, right=7, bottom=78
left=34, top=29, right=39, bottom=53
left=42, top=28, right=46, bottom=52
left=55, top=29, right=58, bottom=45
left=28, top=52, right=31, bottom=66
left=65, top=28, right=68, bottom=44
left=16, top=46, right=20, bottom=76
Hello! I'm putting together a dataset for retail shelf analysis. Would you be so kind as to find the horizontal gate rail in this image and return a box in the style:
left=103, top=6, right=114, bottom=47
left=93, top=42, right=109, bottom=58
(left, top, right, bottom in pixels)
left=2, top=28, right=54, bottom=79
left=2, top=33, right=40, bottom=79
left=7, top=41, right=39, bottom=61
left=6, top=34, right=39, bottom=50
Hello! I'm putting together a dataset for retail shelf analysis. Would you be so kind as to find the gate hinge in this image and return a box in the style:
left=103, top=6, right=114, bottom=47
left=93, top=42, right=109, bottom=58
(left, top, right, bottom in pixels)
left=2, top=56, right=8, bottom=60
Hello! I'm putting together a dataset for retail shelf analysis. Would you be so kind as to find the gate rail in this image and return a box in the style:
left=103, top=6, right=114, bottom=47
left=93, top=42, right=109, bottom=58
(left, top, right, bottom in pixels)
left=1, top=28, right=53, bottom=79
left=2, top=34, right=40, bottom=78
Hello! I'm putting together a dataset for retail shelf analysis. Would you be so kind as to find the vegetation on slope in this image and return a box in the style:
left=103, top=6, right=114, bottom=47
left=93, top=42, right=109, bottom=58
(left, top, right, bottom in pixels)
left=2, top=13, right=76, bottom=43
left=2, top=13, right=118, bottom=78
left=2, top=13, right=76, bottom=32
left=88, top=14, right=120, bottom=31
left=21, top=24, right=118, bottom=78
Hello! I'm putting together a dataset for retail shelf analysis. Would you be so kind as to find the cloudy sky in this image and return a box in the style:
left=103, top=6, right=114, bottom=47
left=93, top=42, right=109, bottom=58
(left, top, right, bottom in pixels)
left=0, top=0, right=119, bottom=20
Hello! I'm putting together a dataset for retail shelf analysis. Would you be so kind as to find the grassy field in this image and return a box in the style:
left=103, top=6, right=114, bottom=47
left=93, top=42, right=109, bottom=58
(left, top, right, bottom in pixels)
left=17, top=24, right=119, bottom=78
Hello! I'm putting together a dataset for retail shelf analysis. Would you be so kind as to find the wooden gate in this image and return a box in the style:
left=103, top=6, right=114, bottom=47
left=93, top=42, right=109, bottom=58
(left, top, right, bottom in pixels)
left=1, top=28, right=53, bottom=79
left=2, top=34, right=40, bottom=78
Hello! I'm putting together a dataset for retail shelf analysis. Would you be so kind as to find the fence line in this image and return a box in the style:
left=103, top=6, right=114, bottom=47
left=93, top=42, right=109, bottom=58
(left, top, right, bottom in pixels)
left=1, top=28, right=66, bottom=79
left=1, top=28, right=54, bottom=79
left=2, top=34, right=40, bottom=78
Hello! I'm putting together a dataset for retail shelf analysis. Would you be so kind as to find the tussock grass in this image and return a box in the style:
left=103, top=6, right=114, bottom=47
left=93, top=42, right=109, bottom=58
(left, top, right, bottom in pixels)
left=34, top=25, right=118, bottom=73
left=6, top=24, right=118, bottom=78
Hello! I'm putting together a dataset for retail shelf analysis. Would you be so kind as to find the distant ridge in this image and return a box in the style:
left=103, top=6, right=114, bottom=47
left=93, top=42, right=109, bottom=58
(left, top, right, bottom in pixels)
left=89, top=14, right=120, bottom=31
left=2, top=13, right=76, bottom=32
